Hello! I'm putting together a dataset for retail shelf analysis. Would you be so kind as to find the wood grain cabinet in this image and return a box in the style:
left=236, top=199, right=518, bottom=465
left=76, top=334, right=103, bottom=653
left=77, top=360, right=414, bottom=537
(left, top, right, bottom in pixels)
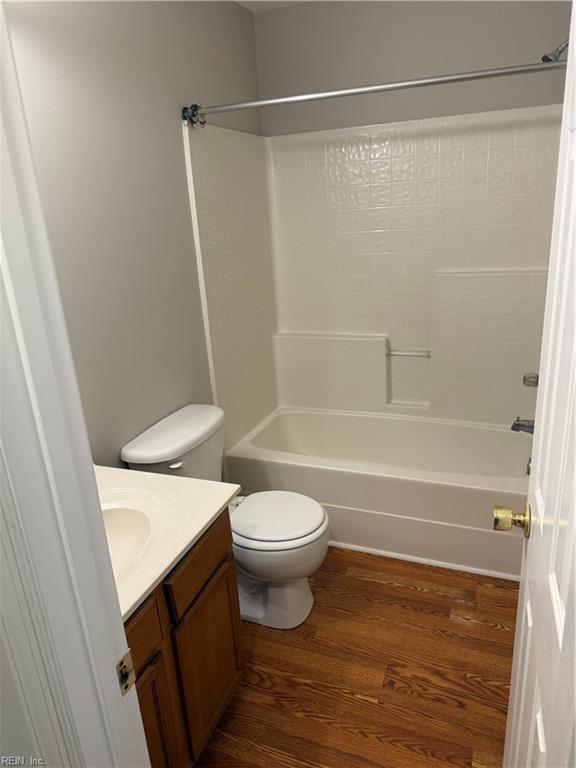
left=174, top=557, right=244, bottom=756
left=124, top=510, right=244, bottom=767
left=136, top=651, right=181, bottom=767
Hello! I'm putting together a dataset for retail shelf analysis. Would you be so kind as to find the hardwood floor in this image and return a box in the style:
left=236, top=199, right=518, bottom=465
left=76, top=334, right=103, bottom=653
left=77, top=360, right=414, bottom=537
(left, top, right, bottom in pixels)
left=197, top=547, right=519, bottom=768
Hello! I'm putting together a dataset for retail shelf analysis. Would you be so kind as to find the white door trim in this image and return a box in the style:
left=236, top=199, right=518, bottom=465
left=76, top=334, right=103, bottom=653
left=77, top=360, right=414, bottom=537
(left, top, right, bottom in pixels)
left=504, top=4, right=575, bottom=765
left=1, top=8, right=149, bottom=765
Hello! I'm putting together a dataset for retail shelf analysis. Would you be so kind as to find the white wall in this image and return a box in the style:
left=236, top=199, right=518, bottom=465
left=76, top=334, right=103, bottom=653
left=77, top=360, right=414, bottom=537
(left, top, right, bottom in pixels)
left=7, top=1, right=261, bottom=465
left=254, top=1, right=571, bottom=135
left=268, top=105, right=560, bottom=421
left=187, top=127, right=278, bottom=449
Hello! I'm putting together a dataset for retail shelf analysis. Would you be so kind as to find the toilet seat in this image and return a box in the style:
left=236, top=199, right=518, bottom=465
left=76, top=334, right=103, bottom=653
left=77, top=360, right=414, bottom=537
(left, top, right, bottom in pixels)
left=231, top=491, right=328, bottom=552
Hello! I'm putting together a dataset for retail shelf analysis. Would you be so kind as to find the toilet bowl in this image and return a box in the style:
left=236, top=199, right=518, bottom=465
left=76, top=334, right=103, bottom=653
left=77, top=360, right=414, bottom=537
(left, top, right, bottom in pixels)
left=230, top=491, right=330, bottom=629
left=121, top=405, right=329, bottom=629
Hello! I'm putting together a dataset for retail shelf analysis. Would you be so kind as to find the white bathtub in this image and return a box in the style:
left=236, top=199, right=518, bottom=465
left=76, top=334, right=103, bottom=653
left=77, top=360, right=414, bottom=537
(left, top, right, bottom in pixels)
left=225, top=408, right=531, bottom=579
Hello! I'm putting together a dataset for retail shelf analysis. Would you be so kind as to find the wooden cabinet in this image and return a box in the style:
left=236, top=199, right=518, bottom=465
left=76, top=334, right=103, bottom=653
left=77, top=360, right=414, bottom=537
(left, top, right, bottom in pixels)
left=124, top=510, right=244, bottom=766
left=136, top=651, right=181, bottom=768
left=174, top=557, right=244, bottom=756
left=164, top=512, right=233, bottom=622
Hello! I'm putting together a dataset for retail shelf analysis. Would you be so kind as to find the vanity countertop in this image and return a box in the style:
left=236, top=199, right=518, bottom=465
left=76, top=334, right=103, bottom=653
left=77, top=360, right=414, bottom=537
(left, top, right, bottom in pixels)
left=95, top=465, right=239, bottom=621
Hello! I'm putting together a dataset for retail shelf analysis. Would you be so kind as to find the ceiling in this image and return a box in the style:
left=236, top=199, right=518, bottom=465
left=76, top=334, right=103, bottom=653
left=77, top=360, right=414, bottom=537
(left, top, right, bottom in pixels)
left=237, top=2, right=303, bottom=13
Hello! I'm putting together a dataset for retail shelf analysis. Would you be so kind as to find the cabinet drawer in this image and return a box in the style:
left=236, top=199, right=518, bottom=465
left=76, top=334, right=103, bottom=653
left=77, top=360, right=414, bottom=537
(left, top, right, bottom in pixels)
left=125, top=594, right=163, bottom=674
left=164, top=511, right=233, bottom=621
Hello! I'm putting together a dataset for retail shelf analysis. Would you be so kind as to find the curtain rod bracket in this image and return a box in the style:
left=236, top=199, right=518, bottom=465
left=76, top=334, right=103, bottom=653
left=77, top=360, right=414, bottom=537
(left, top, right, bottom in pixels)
left=181, top=104, right=206, bottom=127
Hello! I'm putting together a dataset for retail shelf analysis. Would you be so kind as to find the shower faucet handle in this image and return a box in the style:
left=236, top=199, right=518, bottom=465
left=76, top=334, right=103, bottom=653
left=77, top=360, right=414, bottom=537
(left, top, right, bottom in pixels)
left=522, top=372, right=539, bottom=387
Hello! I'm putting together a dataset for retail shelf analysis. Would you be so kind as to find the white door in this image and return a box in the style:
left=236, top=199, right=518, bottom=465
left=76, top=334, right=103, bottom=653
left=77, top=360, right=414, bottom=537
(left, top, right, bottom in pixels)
left=504, top=10, right=576, bottom=768
left=1, top=8, right=150, bottom=766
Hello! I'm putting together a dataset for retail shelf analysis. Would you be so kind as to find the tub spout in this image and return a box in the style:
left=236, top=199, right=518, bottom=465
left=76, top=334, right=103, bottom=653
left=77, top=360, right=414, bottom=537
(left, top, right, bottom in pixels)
left=511, top=417, right=535, bottom=434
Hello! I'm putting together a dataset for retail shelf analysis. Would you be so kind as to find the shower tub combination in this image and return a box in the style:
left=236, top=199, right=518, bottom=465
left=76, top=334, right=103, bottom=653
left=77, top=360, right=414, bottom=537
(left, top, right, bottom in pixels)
left=225, top=408, right=531, bottom=579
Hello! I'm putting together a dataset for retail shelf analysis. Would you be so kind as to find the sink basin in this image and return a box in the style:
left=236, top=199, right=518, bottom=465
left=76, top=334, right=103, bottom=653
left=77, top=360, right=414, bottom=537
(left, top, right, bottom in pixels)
left=95, top=465, right=240, bottom=620
left=103, top=504, right=152, bottom=576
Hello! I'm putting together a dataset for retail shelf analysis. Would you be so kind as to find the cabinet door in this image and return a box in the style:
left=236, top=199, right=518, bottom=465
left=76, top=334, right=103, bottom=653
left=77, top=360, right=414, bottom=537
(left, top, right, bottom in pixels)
left=136, top=651, right=181, bottom=768
left=173, top=556, right=244, bottom=759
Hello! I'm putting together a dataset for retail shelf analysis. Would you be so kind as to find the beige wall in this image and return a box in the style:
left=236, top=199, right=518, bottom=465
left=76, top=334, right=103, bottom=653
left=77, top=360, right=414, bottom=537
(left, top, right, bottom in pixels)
left=7, top=2, right=260, bottom=466
left=255, top=2, right=571, bottom=135
left=6, top=1, right=570, bottom=463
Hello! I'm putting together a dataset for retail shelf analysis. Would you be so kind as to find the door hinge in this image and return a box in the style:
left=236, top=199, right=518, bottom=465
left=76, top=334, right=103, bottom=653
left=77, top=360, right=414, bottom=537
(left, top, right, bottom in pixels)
left=117, top=649, right=136, bottom=696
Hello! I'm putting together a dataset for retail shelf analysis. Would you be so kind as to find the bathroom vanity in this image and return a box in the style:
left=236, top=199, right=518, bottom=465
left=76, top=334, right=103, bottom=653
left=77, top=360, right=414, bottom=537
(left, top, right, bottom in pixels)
left=95, top=465, right=243, bottom=766
left=125, top=511, right=243, bottom=765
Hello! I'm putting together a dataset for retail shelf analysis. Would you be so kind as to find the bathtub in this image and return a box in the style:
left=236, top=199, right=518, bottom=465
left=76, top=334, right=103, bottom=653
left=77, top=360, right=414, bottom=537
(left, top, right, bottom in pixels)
left=225, top=408, right=531, bottom=579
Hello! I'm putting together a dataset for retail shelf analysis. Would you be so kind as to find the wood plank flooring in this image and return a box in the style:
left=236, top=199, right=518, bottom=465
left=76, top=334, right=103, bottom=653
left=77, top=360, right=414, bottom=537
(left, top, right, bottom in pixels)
left=197, top=547, right=519, bottom=768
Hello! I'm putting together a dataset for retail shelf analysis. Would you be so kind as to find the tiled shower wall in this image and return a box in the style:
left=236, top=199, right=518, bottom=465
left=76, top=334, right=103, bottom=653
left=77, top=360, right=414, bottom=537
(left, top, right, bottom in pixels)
left=430, top=269, right=547, bottom=423
left=188, top=127, right=277, bottom=449
left=269, top=105, right=560, bottom=420
left=189, top=105, right=560, bottom=442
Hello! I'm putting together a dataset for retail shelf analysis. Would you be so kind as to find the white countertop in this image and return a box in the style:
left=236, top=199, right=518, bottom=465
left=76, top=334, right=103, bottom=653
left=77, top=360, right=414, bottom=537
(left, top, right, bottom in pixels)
left=95, top=465, right=239, bottom=621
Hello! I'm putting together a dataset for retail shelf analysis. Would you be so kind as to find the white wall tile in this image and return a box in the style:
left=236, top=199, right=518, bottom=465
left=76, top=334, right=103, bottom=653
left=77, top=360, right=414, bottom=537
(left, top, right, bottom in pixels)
left=274, top=333, right=389, bottom=412
left=430, top=269, right=546, bottom=422
left=188, top=126, right=278, bottom=449
left=269, top=105, right=559, bottom=417
left=190, top=106, right=559, bottom=439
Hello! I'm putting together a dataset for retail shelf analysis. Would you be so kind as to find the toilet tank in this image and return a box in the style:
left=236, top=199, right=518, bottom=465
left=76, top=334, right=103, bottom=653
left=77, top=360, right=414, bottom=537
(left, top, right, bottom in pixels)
left=120, top=405, right=225, bottom=481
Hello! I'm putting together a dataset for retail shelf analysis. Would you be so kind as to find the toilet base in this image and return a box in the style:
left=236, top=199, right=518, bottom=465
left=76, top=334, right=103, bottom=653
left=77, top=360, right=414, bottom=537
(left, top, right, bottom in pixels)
left=236, top=570, right=314, bottom=629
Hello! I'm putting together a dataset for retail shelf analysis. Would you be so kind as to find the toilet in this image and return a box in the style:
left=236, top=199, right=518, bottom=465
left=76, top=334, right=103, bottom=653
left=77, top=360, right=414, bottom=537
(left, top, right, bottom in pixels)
left=121, top=404, right=329, bottom=629
left=230, top=491, right=329, bottom=628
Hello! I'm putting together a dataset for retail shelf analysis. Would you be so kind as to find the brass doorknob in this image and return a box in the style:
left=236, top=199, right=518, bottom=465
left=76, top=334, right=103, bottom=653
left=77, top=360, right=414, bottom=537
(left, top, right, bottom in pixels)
left=493, top=503, right=531, bottom=539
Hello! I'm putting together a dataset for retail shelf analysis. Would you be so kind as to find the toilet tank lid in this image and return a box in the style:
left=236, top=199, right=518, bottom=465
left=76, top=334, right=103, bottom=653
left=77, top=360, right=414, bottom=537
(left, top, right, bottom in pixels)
left=120, top=405, right=224, bottom=464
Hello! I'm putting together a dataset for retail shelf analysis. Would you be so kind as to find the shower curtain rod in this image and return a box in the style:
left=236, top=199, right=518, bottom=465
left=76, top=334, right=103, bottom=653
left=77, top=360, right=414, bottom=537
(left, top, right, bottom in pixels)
left=181, top=59, right=566, bottom=126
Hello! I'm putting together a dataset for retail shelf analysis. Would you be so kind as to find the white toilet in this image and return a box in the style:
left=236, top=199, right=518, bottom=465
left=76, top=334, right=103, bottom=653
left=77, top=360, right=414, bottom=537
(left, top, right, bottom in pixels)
left=121, top=404, right=329, bottom=629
